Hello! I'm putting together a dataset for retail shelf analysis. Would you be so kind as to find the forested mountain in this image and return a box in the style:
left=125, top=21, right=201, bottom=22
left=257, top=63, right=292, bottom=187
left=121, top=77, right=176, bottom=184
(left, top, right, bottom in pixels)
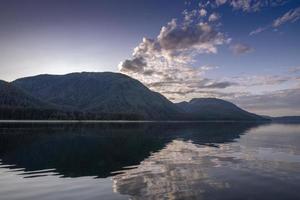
left=0, top=80, right=61, bottom=119
left=0, top=72, right=267, bottom=120
left=176, top=98, right=265, bottom=121
left=12, top=72, right=179, bottom=119
left=0, top=80, right=48, bottom=108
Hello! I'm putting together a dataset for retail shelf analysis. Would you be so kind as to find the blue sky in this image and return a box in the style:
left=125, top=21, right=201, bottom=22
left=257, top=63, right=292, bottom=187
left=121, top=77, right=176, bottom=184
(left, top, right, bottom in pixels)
left=0, top=0, right=300, bottom=116
left=0, top=0, right=185, bottom=80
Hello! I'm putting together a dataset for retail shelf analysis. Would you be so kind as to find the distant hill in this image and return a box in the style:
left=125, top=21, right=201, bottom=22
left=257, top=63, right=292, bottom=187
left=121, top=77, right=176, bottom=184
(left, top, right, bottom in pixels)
left=0, top=72, right=269, bottom=121
left=12, top=72, right=179, bottom=120
left=271, top=116, right=300, bottom=122
left=176, top=98, right=265, bottom=121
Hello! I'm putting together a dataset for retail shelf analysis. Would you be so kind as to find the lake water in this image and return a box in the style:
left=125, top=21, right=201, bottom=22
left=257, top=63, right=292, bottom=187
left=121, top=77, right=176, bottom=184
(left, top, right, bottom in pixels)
left=0, top=122, right=299, bottom=200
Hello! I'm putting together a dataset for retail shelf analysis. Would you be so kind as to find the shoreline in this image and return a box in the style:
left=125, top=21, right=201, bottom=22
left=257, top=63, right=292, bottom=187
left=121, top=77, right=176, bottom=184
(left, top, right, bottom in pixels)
left=0, top=120, right=270, bottom=124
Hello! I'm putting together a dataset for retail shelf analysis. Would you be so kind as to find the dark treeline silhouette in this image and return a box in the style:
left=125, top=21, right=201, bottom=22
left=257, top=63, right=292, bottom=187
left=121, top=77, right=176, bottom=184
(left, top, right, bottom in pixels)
left=0, top=107, right=144, bottom=120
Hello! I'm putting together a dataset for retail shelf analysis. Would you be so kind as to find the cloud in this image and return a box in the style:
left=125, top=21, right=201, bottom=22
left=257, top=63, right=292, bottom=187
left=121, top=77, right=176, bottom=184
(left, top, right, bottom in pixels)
left=199, top=65, right=219, bottom=71
left=118, top=57, right=147, bottom=73
left=249, top=26, right=268, bottom=35
left=272, top=7, right=300, bottom=27
left=157, top=19, right=224, bottom=55
left=289, top=66, right=300, bottom=73
left=232, top=88, right=300, bottom=116
left=212, top=0, right=288, bottom=12
left=230, top=0, right=262, bottom=12
left=199, top=8, right=207, bottom=16
left=230, top=43, right=253, bottom=55
left=182, top=9, right=198, bottom=25
left=148, top=79, right=236, bottom=89
left=118, top=13, right=228, bottom=100
left=250, top=6, right=300, bottom=35
left=208, top=12, right=220, bottom=22
left=145, top=75, right=238, bottom=100
left=230, top=75, right=290, bottom=86
left=204, top=81, right=237, bottom=88
left=215, top=0, right=227, bottom=6
left=118, top=0, right=297, bottom=113
left=164, top=89, right=248, bottom=102
left=157, top=85, right=243, bottom=101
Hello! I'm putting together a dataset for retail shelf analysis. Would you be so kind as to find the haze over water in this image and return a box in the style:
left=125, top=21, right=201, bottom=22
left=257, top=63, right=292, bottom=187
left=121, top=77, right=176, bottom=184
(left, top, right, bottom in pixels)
left=0, top=122, right=299, bottom=200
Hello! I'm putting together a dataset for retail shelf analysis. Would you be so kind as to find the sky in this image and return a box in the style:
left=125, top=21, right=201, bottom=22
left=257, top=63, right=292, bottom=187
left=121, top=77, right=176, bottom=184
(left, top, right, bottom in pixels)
left=0, top=0, right=300, bottom=116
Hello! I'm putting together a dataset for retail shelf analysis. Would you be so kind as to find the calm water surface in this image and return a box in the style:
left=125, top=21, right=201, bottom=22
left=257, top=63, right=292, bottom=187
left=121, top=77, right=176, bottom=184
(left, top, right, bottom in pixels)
left=0, top=122, right=299, bottom=200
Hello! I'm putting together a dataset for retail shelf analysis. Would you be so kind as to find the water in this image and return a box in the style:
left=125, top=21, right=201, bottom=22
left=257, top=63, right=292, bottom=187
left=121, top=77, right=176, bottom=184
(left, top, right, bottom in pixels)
left=0, top=122, right=299, bottom=200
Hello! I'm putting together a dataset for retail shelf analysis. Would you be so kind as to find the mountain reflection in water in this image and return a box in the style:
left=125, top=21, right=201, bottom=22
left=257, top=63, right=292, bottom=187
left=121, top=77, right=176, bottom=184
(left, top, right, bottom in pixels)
left=0, top=122, right=254, bottom=178
left=0, top=122, right=299, bottom=200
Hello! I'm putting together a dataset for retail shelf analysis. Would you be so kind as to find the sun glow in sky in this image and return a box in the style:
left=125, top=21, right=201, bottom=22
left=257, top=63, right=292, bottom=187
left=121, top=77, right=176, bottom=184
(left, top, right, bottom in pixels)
left=0, top=0, right=300, bottom=116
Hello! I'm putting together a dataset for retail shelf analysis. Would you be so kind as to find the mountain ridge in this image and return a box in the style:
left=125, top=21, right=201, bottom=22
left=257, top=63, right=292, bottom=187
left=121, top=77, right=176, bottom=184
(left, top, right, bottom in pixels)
left=0, top=72, right=268, bottom=121
left=12, top=72, right=180, bottom=120
left=176, top=98, right=265, bottom=121
left=0, top=80, right=50, bottom=109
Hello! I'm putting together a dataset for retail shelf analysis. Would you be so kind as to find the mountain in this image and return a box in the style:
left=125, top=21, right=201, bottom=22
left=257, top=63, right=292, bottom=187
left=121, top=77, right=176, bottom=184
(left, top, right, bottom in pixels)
left=176, top=98, right=265, bottom=121
left=12, top=72, right=179, bottom=120
left=0, top=80, right=95, bottom=120
left=0, top=80, right=48, bottom=109
left=0, top=80, right=66, bottom=119
left=0, top=72, right=268, bottom=121
left=271, top=116, right=300, bottom=122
